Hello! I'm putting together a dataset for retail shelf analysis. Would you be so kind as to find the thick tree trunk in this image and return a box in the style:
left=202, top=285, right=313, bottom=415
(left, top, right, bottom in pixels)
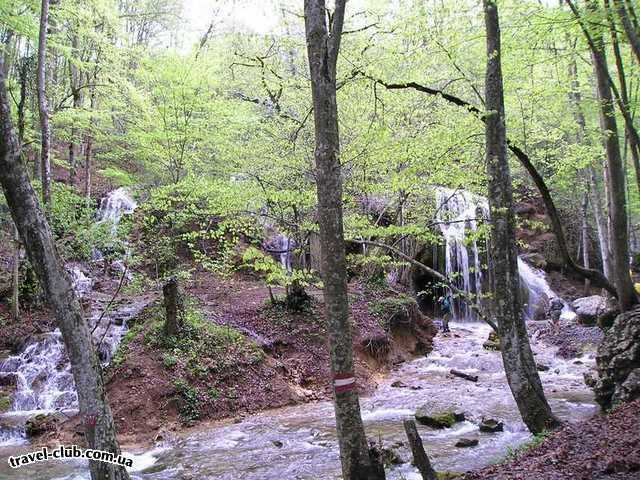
left=304, top=1, right=385, bottom=479
left=0, top=57, right=130, bottom=480
left=483, top=0, right=560, bottom=434
left=582, top=0, right=638, bottom=311
left=403, top=420, right=437, bottom=480
left=37, top=0, right=52, bottom=212
left=606, top=0, right=640, bottom=195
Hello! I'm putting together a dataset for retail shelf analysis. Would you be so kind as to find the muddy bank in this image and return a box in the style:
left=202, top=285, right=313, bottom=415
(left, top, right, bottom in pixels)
left=461, top=399, right=640, bottom=480
left=36, top=273, right=436, bottom=446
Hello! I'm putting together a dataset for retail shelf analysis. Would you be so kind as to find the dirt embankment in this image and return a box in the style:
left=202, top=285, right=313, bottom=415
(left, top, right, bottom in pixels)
left=462, top=399, right=640, bottom=480
left=39, top=272, right=435, bottom=446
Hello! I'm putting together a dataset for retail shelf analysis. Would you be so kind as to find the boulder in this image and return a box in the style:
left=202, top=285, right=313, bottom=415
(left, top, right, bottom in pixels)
left=25, top=413, right=62, bottom=438
left=415, top=407, right=464, bottom=429
left=593, top=308, right=640, bottom=409
left=479, top=418, right=504, bottom=433
left=483, top=331, right=500, bottom=351
left=455, top=438, right=479, bottom=448
left=572, top=296, right=619, bottom=327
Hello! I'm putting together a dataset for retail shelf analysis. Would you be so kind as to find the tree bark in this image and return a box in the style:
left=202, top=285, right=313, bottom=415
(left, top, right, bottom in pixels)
left=304, top=1, right=385, bottom=478
left=11, top=223, right=20, bottom=321
left=68, top=32, right=82, bottom=187
left=571, top=0, right=638, bottom=311
left=403, top=420, right=437, bottom=480
left=581, top=191, right=591, bottom=296
left=613, top=0, right=640, bottom=65
left=483, top=0, right=560, bottom=434
left=37, top=0, right=52, bottom=213
left=606, top=0, right=640, bottom=195
left=163, top=277, right=182, bottom=336
left=0, top=56, right=130, bottom=480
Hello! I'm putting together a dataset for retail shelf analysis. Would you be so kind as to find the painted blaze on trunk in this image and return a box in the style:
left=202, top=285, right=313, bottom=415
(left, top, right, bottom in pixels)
left=303, top=0, right=385, bottom=478
left=483, top=0, right=560, bottom=434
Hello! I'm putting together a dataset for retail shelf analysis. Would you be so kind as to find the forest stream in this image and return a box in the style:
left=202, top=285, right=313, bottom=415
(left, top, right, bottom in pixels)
left=0, top=319, right=597, bottom=480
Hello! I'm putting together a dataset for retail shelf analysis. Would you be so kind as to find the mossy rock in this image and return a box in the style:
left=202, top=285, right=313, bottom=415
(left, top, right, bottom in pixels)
left=415, top=407, right=463, bottom=429
left=437, top=472, right=462, bottom=480
left=0, top=394, right=12, bottom=413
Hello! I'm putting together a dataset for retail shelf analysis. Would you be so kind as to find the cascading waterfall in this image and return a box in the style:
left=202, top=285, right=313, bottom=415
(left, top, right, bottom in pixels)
left=0, top=188, right=139, bottom=418
left=435, top=188, right=487, bottom=320
left=434, top=187, right=573, bottom=321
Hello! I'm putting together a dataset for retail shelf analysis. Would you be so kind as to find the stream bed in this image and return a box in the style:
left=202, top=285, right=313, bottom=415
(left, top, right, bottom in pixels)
left=0, top=321, right=597, bottom=480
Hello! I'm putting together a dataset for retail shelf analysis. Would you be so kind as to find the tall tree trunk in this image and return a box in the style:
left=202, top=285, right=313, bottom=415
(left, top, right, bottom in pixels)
left=0, top=56, right=130, bottom=480
left=581, top=191, right=591, bottom=295
left=84, top=80, right=96, bottom=202
left=304, top=1, right=385, bottom=478
left=613, top=0, right=640, bottom=65
left=571, top=0, right=638, bottom=311
left=37, top=0, right=52, bottom=212
left=11, top=223, right=20, bottom=321
left=589, top=165, right=613, bottom=280
left=606, top=0, right=640, bottom=194
left=483, top=0, right=560, bottom=434
left=566, top=44, right=613, bottom=281
left=68, top=33, right=81, bottom=187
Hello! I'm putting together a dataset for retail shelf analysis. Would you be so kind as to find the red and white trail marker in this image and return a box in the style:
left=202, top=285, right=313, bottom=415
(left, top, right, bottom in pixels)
left=333, top=373, right=356, bottom=394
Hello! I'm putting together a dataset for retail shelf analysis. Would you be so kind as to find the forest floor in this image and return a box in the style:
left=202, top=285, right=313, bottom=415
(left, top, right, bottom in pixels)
left=461, top=398, right=640, bottom=480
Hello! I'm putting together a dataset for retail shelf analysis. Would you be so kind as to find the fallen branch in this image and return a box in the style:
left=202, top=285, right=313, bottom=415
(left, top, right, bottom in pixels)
left=403, top=419, right=437, bottom=480
left=450, top=369, right=478, bottom=382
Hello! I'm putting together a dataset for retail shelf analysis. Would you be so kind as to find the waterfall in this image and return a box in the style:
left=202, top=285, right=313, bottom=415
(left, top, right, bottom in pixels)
left=0, top=188, right=140, bottom=417
left=434, top=187, right=574, bottom=321
left=435, top=188, right=487, bottom=320
left=97, top=187, right=137, bottom=234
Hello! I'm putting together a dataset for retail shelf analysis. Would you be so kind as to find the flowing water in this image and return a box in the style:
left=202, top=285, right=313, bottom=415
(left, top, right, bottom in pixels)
left=0, top=323, right=597, bottom=479
left=0, top=187, right=597, bottom=478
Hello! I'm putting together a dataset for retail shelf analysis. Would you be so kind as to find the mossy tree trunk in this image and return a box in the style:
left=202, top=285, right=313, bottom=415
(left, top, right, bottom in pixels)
left=483, top=0, right=561, bottom=434
left=0, top=55, right=130, bottom=480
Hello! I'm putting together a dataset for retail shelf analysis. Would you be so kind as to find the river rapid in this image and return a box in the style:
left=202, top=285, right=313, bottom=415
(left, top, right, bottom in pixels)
left=0, top=320, right=597, bottom=480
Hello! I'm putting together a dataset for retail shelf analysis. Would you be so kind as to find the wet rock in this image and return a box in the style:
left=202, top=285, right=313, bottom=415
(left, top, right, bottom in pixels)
left=391, top=380, right=408, bottom=388
left=0, top=394, right=11, bottom=412
left=479, top=418, right=504, bottom=433
left=272, top=440, right=284, bottom=448
left=536, top=363, right=550, bottom=372
left=379, top=446, right=405, bottom=465
left=415, top=407, right=463, bottom=429
left=571, top=295, right=618, bottom=327
left=25, top=413, right=62, bottom=438
left=455, top=438, right=479, bottom=448
left=483, top=331, right=500, bottom=351
left=0, top=372, right=17, bottom=387
left=593, top=307, right=640, bottom=410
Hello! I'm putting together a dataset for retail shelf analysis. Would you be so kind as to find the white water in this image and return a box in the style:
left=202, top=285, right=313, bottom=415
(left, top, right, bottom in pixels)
left=0, top=188, right=140, bottom=425
left=434, top=187, right=573, bottom=321
left=0, top=323, right=597, bottom=480
left=97, top=187, right=137, bottom=232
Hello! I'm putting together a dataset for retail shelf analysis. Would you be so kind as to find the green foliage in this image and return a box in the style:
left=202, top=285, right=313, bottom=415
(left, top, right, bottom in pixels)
left=162, top=353, right=177, bottom=369
left=98, top=167, right=136, bottom=187
left=503, top=430, right=553, bottom=462
left=173, top=378, right=201, bottom=424
left=369, top=294, right=418, bottom=329
left=137, top=177, right=260, bottom=277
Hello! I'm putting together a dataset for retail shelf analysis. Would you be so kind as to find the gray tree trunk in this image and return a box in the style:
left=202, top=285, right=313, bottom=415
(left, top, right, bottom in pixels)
left=403, top=420, right=437, bottom=480
left=163, top=277, right=182, bottom=336
left=68, top=32, right=82, bottom=187
left=303, top=1, right=385, bottom=478
left=37, top=0, right=52, bottom=212
left=483, top=0, right=560, bottom=434
left=11, top=223, right=20, bottom=320
left=0, top=56, right=130, bottom=480
left=582, top=0, right=638, bottom=311
left=613, top=0, right=640, bottom=66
